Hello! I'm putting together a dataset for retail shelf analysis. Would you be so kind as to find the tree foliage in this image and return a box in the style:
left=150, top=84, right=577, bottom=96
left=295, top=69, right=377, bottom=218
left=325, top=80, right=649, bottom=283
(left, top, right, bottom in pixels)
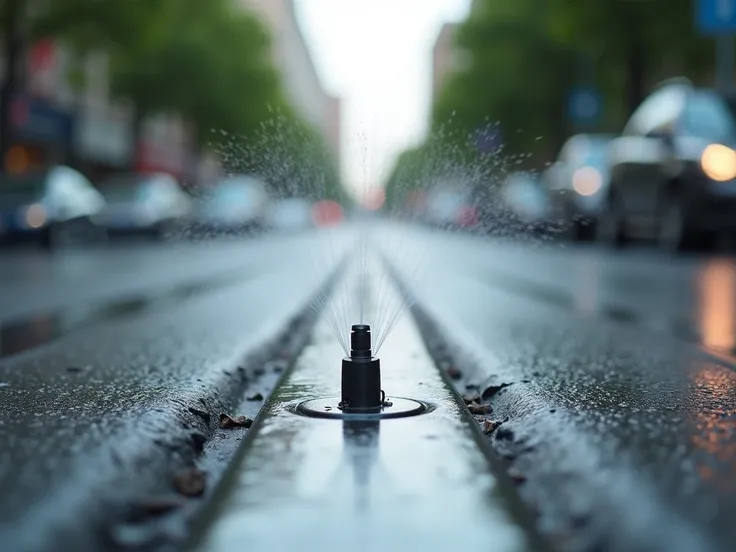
left=23, top=0, right=170, bottom=56
left=7, top=0, right=342, bottom=197
left=387, top=0, right=719, bottom=192
left=547, top=0, right=712, bottom=116
left=108, top=0, right=341, bottom=197
left=111, top=0, right=283, bottom=145
left=433, top=0, right=580, bottom=164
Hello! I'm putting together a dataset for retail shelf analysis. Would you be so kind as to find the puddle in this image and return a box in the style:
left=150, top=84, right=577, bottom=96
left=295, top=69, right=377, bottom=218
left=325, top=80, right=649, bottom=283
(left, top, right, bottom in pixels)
left=0, top=273, right=250, bottom=358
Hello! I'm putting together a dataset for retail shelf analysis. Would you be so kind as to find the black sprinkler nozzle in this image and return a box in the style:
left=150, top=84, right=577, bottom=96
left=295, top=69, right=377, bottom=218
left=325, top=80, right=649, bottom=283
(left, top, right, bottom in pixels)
left=350, top=324, right=372, bottom=358
left=340, top=324, right=382, bottom=412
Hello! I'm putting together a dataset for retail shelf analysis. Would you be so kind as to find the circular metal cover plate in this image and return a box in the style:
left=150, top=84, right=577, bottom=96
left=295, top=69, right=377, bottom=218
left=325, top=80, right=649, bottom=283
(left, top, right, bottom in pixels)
left=294, top=397, right=429, bottom=420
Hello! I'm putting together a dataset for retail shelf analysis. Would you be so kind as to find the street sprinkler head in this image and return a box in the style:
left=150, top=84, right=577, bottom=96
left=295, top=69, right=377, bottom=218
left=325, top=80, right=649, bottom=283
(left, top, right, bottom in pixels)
left=293, top=324, right=430, bottom=420
left=338, top=325, right=388, bottom=413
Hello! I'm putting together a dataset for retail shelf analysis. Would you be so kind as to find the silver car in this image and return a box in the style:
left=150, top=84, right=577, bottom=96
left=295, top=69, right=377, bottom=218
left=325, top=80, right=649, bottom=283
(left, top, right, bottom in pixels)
left=97, top=173, right=192, bottom=238
left=194, top=176, right=270, bottom=235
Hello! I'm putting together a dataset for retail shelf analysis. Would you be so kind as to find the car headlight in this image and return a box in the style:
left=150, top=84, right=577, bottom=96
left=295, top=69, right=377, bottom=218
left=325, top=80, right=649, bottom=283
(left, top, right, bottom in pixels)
left=572, top=166, right=602, bottom=196
left=701, top=144, right=736, bottom=182
left=21, top=203, right=47, bottom=229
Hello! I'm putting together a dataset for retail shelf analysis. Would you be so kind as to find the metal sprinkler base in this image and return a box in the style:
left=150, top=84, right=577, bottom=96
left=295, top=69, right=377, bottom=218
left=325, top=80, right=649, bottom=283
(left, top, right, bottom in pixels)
left=295, top=396, right=429, bottom=420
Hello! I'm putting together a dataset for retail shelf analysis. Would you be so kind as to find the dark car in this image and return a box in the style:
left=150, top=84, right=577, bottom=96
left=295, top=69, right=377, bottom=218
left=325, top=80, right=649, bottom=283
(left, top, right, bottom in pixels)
left=599, top=79, right=736, bottom=250
left=546, top=134, right=614, bottom=241
left=0, top=166, right=106, bottom=249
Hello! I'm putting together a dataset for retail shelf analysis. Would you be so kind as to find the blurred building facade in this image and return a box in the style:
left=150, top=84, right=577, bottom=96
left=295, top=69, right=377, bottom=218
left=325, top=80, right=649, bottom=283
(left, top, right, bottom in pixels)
left=0, top=40, right=76, bottom=171
left=72, top=52, right=134, bottom=180
left=1, top=39, right=199, bottom=183
left=239, top=0, right=341, bottom=169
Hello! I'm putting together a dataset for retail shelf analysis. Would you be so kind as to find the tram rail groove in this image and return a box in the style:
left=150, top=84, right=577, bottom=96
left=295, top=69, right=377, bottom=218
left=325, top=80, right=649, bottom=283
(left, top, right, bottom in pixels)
left=186, top=269, right=549, bottom=552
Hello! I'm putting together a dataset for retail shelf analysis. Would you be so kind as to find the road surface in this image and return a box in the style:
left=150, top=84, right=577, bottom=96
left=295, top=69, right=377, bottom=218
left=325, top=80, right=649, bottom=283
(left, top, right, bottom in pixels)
left=0, top=232, right=349, bottom=551
left=2, top=225, right=736, bottom=551
left=379, top=224, right=736, bottom=552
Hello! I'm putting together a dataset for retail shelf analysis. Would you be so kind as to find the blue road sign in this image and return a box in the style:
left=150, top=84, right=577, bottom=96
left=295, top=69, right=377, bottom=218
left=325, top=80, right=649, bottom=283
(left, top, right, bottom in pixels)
left=698, top=0, right=736, bottom=35
left=567, top=87, right=601, bottom=126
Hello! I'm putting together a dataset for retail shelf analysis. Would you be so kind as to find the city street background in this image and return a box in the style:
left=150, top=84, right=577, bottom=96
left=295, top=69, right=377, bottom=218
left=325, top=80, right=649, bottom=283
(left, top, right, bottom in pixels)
left=3, top=1, right=736, bottom=552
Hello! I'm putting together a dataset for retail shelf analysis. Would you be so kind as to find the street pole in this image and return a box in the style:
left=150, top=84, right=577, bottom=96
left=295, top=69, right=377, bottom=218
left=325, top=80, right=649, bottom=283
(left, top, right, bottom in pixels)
left=716, top=34, right=735, bottom=95
left=0, top=0, right=26, bottom=174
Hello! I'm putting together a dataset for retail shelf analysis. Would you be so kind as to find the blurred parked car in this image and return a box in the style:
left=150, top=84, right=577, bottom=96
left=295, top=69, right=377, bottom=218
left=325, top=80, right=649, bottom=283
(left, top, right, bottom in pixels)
left=546, top=134, right=614, bottom=241
left=424, top=182, right=478, bottom=230
left=193, top=175, right=269, bottom=236
left=502, top=172, right=550, bottom=233
left=97, top=173, right=192, bottom=238
left=601, top=78, right=736, bottom=250
left=265, top=198, right=313, bottom=233
left=0, top=165, right=106, bottom=249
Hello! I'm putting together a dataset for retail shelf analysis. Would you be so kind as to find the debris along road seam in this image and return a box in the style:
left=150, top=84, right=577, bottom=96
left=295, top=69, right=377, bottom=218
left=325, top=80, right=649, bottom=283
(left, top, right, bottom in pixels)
left=384, top=247, right=720, bottom=552
left=0, top=254, right=348, bottom=552
left=187, top=266, right=547, bottom=552
left=407, top=300, right=716, bottom=552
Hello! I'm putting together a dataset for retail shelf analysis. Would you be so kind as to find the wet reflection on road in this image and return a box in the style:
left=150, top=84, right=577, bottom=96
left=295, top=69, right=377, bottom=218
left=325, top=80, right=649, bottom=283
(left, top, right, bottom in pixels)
left=689, top=364, right=736, bottom=493
left=687, top=261, right=736, bottom=490
left=696, top=259, right=736, bottom=353
left=342, top=419, right=380, bottom=513
left=572, top=256, right=601, bottom=315
left=0, top=273, right=244, bottom=358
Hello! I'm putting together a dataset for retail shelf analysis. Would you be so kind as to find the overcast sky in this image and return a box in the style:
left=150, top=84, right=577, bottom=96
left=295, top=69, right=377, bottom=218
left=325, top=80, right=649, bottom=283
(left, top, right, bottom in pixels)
left=294, top=0, right=469, bottom=197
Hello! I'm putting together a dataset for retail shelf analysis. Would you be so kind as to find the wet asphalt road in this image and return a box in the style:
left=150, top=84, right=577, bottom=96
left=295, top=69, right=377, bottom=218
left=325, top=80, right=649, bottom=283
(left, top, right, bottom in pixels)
left=3, top=225, right=736, bottom=551
left=379, top=224, right=736, bottom=552
left=0, top=232, right=348, bottom=550
left=0, top=236, right=341, bottom=324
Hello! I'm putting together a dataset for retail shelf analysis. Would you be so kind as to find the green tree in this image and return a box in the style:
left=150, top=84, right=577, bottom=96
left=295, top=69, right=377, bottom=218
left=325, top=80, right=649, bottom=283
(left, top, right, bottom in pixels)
left=548, top=0, right=712, bottom=117
left=433, top=0, right=576, bottom=163
left=386, top=0, right=718, bottom=204
left=111, top=0, right=282, bottom=146
left=110, top=0, right=344, bottom=198
left=426, top=0, right=715, bottom=168
left=2, top=0, right=343, bottom=198
left=30, top=0, right=170, bottom=54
